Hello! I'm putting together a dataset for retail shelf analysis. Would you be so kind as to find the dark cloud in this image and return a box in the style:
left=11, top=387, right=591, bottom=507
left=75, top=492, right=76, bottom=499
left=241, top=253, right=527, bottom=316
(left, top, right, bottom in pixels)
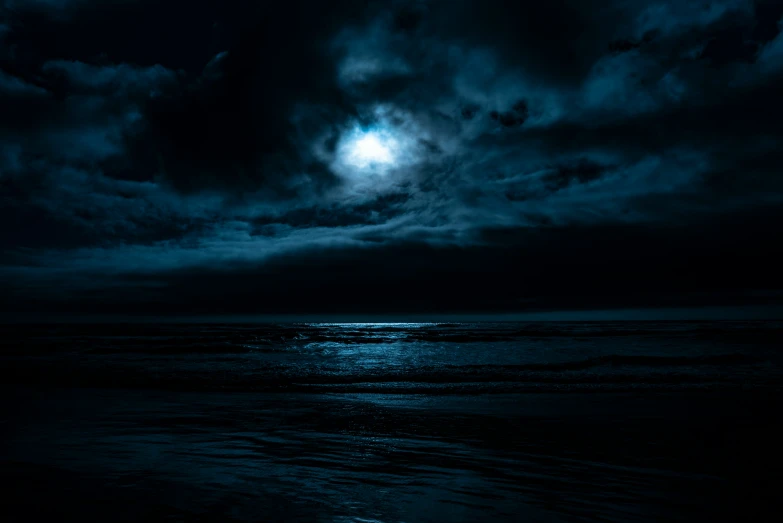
left=251, top=192, right=411, bottom=231
left=120, top=1, right=377, bottom=196
left=1, top=0, right=783, bottom=317
left=425, top=0, right=630, bottom=86
left=490, top=100, right=529, bottom=128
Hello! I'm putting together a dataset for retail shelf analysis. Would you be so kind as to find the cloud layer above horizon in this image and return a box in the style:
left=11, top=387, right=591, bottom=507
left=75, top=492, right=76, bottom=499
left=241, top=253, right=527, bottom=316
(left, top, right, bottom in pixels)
left=2, top=0, right=783, bottom=315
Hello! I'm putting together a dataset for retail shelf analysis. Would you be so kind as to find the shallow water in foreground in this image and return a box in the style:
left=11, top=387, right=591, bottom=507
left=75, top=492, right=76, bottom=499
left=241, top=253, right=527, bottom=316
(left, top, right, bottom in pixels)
left=1, top=322, right=781, bottom=521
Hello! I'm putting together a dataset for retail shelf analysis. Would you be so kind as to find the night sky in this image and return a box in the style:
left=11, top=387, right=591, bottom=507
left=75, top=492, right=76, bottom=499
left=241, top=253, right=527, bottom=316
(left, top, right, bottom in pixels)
left=2, top=0, right=783, bottom=319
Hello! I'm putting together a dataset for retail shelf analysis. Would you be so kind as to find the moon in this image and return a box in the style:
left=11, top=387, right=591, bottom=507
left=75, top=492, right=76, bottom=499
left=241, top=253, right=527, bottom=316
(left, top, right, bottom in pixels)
left=328, top=109, right=422, bottom=186
left=353, top=134, right=394, bottom=163
left=342, top=130, right=397, bottom=170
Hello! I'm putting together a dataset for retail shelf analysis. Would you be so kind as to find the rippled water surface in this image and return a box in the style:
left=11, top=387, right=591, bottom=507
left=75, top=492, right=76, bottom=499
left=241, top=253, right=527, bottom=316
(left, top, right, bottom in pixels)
left=1, top=322, right=781, bottom=521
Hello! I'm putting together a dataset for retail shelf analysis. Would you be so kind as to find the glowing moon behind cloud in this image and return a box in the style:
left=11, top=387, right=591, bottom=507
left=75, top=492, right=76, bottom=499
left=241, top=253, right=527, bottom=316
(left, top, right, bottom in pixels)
left=343, top=130, right=397, bottom=169
left=351, top=134, right=393, bottom=166
left=325, top=107, right=428, bottom=190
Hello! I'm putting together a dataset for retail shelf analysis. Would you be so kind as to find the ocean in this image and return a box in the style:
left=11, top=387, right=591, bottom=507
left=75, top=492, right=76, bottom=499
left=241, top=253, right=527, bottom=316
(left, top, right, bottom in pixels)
left=1, top=321, right=781, bottom=521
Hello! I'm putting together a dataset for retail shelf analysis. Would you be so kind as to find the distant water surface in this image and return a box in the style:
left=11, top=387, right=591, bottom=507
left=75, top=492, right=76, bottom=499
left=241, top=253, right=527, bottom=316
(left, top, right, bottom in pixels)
left=1, top=322, right=781, bottom=521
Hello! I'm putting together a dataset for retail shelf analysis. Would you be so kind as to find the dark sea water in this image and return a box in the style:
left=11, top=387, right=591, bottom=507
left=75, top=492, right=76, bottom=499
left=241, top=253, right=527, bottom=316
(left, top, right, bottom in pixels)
left=1, top=321, right=782, bottom=522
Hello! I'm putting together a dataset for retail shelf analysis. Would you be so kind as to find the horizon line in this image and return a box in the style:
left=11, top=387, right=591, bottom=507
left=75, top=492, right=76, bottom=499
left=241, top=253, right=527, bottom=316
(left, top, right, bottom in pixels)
left=2, top=305, right=782, bottom=323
